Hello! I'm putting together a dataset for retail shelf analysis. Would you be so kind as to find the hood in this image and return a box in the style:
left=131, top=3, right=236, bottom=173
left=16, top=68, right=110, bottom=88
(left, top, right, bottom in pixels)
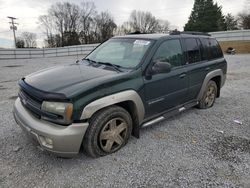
left=24, top=63, right=118, bottom=96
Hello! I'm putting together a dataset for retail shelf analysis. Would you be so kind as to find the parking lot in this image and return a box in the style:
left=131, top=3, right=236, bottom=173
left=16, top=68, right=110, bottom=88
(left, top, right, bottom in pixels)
left=0, top=54, right=250, bottom=187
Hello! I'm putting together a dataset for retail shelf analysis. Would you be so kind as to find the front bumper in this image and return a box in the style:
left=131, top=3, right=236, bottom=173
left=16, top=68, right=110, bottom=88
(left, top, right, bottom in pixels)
left=13, top=98, right=89, bottom=157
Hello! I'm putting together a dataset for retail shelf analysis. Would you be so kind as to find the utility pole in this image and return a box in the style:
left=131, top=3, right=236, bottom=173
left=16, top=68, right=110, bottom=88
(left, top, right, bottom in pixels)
left=7, top=16, right=18, bottom=48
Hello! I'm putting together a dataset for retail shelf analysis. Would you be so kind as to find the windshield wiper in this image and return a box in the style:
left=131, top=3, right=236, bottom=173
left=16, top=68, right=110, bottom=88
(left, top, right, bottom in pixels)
left=97, top=61, right=123, bottom=72
left=83, top=58, right=123, bottom=72
left=83, top=58, right=97, bottom=65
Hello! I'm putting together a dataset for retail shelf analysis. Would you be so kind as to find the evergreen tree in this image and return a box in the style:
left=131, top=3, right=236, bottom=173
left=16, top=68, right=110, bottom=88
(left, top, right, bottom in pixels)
left=184, top=0, right=226, bottom=32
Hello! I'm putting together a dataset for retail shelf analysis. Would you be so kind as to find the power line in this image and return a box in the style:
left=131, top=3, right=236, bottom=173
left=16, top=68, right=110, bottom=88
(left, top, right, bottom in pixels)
left=7, top=16, right=18, bottom=48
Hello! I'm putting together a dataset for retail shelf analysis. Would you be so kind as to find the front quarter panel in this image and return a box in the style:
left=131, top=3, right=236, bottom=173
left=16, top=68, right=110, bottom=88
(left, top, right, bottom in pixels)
left=72, top=70, right=145, bottom=121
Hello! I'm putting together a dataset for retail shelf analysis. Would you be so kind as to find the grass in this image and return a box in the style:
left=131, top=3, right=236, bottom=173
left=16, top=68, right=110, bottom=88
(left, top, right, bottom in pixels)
left=219, top=41, right=250, bottom=54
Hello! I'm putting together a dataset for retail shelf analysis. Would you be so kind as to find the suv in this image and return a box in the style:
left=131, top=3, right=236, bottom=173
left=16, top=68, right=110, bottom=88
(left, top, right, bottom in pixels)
left=13, top=32, right=227, bottom=158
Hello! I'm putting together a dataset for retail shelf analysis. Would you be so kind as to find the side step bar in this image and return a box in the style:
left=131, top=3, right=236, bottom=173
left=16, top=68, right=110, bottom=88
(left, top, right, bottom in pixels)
left=141, top=101, right=198, bottom=128
left=142, top=116, right=165, bottom=128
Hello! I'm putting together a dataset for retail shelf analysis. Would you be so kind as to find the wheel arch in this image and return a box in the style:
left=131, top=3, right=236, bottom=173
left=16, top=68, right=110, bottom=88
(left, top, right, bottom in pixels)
left=197, top=69, right=224, bottom=100
left=80, top=90, right=145, bottom=138
left=211, top=76, right=221, bottom=98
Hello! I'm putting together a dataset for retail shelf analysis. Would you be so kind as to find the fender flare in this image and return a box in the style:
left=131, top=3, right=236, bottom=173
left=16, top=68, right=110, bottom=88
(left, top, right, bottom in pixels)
left=80, top=90, right=145, bottom=124
left=197, top=69, right=225, bottom=100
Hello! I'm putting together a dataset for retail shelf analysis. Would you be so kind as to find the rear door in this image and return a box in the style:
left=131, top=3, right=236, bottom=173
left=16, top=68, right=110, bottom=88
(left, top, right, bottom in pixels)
left=144, top=39, right=188, bottom=117
left=182, top=37, right=209, bottom=101
left=183, top=37, right=225, bottom=101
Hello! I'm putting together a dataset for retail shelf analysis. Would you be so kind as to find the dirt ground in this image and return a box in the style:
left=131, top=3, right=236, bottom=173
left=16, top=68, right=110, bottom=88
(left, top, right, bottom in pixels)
left=219, top=41, right=250, bottom=54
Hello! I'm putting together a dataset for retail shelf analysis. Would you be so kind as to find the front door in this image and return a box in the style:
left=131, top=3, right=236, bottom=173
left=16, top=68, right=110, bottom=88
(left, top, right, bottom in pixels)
left=144, top=39, right=188, bottom=117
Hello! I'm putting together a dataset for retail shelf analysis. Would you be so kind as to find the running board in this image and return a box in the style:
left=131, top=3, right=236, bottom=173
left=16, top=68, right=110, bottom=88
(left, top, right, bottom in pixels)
left=141, top=101, right=198, bottom=128
left=142, top=116, right=165, bottom=128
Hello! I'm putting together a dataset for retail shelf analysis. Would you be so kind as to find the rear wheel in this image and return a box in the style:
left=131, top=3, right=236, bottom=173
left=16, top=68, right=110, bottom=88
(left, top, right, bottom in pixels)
left=198, top=80, right=218, bottom=109
left=82, top=105, right=132, bottom=158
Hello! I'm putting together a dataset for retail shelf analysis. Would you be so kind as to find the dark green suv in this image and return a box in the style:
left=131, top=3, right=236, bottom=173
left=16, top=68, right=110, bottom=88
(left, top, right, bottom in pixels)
left=13, top=32, right=227, bottom=158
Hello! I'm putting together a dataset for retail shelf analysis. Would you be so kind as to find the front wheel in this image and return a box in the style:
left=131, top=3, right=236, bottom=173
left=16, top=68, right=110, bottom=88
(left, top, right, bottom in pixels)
left=198, top=80, right=218, bottom=109
left=82, top=105, right=132, bottom=158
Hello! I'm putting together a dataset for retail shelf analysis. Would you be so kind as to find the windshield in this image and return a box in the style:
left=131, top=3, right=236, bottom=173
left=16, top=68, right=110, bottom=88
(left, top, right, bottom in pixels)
left=85, top=38, right=153, bottom=68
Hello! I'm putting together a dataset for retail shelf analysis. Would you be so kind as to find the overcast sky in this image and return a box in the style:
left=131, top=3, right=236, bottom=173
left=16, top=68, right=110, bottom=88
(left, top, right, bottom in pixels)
left=0, top=0, right=247, bottom=48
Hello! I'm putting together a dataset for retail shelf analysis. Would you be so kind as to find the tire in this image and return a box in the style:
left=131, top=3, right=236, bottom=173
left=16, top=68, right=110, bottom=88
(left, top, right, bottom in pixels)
left=198, top=80, right=218, bottom=109
left=82, top=105, right=132, bottom=158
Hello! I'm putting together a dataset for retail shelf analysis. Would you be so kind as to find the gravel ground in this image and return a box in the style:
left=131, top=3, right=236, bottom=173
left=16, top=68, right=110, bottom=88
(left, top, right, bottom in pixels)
left=0, top=55, right=250, bottom=188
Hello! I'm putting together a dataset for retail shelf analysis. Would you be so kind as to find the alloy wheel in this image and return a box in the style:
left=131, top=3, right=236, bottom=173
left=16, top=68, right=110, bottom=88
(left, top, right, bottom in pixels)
left=99, top=118, right=128, bottom=153
left=204, top=85, right=216, bottom=107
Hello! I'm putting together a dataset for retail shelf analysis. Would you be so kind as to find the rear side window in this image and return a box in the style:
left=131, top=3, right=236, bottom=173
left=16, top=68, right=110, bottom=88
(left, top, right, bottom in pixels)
left=184, top=38, right=201, bottom=64
left=199, top=38, right=210, bottom=60
left=209, top=38, right=223, bottom=59
left=153, top=39, right=184, bottom=68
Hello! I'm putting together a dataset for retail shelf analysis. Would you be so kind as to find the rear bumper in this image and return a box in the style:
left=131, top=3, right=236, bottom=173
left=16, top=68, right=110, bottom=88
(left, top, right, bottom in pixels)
left=13, top=98, right=89, bottom=157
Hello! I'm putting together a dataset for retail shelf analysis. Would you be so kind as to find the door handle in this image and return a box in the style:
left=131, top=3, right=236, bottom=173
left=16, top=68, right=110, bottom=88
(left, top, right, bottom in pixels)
left=179, top=73, right=186, bottom=78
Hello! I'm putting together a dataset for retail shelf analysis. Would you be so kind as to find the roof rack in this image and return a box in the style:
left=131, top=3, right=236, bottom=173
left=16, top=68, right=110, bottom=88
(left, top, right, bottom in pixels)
left=170, top=30, right=211, bottom=36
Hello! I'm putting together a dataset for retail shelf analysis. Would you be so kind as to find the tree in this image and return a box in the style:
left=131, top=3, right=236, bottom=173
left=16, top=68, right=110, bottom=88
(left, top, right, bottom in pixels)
left=238, top=12, right=250, bottom=29
left=115, top=22, right=133, bottom=35
left=95, top=11, right=117, bottom=42
left=63, top=31, right=81, bottom=46
left=225, top=13, right=238, bottom=30
left=43, top=34, right=61, bottom=48
left=39, top=2, right=81, bottom=47
left=79, top=1, right=96, bottom=44
left=157, top=19, right=170, bottom=33
left=129, top=10, right=159, bottom=33
left=184, top=0, right=226, bottom=32
left=16, top=38, right=25, bottom=48
left=21, top=32, right=37, bottom=48
left=39, top=15, right=57, bottom=47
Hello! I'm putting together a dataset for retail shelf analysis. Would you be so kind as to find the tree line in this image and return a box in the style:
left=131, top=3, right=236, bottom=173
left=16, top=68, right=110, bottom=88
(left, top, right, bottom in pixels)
left=16, top=0, right=250, bottom=48
left=37, top=2, right=170, bottom=48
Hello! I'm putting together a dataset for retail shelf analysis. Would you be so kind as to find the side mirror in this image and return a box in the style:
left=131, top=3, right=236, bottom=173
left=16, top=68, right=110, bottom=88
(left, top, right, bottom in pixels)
left=149, top=61, right=171, bottom=75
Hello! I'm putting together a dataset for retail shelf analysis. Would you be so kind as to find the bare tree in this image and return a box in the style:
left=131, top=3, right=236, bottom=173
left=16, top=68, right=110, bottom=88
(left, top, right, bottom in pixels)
left=21, top=32, right=37, bottom=48
left=129, top=10, right=159, bottom=33
left=79, top=1, right=96, bottom=44
left=225, top=13, right=238, bottom=30
left=95, top=11, right=117, bottom=42
left=115, top=22, right=133, bottom=35
left=116, top=10, right=170, bottom=35
left=39, top=3, right=172, bottom=46
left=39, top=15, right=57, bottom=47
left=157, top=19, right=170, bottom=33
left=40, top=2, right=81, bottom=46
left=238, top=12, right=250, bottom=29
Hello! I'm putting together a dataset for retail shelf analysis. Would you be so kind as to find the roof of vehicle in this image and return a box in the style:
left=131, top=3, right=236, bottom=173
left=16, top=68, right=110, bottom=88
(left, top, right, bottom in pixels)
left=113, top=32, right=212, bottom=41
left=113, top=33, right=169, bottom=40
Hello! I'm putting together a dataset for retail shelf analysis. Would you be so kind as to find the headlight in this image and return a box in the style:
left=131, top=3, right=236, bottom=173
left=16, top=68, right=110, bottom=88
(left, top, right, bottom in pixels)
left=41, top=101, right=73, bottom=125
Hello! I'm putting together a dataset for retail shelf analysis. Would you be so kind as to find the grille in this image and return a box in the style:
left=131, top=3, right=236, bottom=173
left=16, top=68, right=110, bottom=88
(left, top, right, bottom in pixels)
left=18, top=89, right=42, bottom=118
left=19, top=89, right=59, bottom=120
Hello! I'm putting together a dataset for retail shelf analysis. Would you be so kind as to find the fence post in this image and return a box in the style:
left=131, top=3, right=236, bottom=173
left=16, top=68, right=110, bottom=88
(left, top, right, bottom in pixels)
left=14, top=49, right=16, bottom=59
left=76, top=47, right=79, bottom=60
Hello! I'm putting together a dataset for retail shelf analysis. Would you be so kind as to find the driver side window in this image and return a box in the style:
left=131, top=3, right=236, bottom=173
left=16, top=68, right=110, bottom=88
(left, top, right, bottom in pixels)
left=153, top=39, right=184, bottom=68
